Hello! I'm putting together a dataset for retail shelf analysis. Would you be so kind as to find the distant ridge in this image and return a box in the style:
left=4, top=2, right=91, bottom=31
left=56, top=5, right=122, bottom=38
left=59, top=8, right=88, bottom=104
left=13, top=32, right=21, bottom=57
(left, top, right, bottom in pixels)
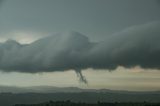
left=0, top=86, right=160, bottom=106
left=0, top=85, right=159, bottom=94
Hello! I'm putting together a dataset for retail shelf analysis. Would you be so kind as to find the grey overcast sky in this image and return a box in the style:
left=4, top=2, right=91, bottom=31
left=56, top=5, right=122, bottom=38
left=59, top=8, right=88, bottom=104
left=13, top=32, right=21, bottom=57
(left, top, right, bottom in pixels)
left=0, top=0, right=160, bottom=42
left=0, top=0, right=160, bottom=91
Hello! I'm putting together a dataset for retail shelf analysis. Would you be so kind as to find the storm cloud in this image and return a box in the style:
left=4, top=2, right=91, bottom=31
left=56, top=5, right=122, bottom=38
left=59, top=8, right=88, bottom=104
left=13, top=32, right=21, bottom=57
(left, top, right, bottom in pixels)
left=0, top=22, right=160, bottom=75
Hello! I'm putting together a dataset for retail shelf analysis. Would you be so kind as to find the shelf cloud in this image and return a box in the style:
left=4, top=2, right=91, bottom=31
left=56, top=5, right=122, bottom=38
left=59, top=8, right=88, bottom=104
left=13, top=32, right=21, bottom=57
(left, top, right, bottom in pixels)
left=0, top=22, right=160, bottom=82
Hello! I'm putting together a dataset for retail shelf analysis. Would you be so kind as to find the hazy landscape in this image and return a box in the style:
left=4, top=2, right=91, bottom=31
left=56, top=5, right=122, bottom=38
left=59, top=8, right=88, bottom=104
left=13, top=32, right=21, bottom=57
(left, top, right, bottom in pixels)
left=0, top=86, right=160, bottom=106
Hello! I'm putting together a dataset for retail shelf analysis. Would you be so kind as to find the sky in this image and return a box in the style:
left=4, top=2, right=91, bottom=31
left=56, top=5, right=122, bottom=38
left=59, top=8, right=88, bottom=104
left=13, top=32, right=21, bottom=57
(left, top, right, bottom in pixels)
left=0, top=0, right=160, bottom=91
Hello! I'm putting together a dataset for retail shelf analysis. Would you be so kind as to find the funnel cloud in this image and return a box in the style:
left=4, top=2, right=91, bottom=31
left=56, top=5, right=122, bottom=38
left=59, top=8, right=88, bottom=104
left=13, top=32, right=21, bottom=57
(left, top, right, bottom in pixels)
left=0, top=22, right=160, bottom=80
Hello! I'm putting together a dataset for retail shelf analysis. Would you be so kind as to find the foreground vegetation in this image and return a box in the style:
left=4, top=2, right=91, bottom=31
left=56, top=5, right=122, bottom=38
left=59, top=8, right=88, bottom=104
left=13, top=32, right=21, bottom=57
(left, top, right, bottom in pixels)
left=1, top=92, right=160, bottom=106
left=14, top=100, right=160, bottom=106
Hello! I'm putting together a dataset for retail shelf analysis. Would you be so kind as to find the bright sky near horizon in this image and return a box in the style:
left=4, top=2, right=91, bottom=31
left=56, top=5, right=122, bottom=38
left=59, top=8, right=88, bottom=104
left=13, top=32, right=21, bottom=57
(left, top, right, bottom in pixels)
left=0, top=67, right=160, bottom=91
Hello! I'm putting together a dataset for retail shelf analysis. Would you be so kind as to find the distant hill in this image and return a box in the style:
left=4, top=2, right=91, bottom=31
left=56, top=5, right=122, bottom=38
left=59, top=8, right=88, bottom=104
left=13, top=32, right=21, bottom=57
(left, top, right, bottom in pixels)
left=0, top=86, right=160, bottom=106
left=0, top=85, right=159, bottom=94
left=0, top=85, right=96, bottom=93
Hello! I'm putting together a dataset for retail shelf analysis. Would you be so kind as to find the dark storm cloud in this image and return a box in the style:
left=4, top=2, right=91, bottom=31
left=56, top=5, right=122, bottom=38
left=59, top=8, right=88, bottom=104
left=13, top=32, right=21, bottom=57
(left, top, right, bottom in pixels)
left=89, top=22, right=160, bottom=70
left=0, top=22, right=160, bottom=76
